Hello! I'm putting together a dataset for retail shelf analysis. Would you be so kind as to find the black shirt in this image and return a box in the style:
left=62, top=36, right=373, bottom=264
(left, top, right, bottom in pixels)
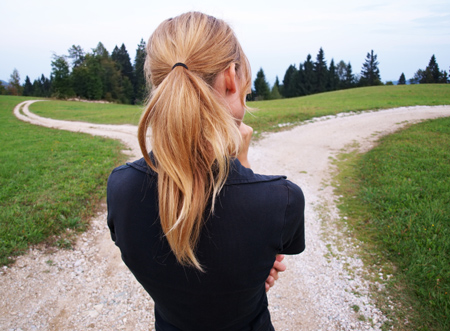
left=107, top=157, right=305, bottom=331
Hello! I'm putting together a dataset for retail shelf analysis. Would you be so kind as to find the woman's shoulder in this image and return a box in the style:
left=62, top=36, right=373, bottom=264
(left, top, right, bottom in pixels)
left=108, top=158, right=156, bottom=192
left=227, top=159, right=301, bottom=190
left=226, top=159, right=304, bottom=206
left=110, top=157, right=153, bottom=175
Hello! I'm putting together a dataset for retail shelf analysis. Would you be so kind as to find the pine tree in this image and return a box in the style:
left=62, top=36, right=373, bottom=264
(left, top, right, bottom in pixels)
left=93, top=42, right=109, bottom=58
left=327, top=59, right=339, bottom=91
left=23, top=76, right=33, bottom=96
left=303, top=55, right=315, bottom=95
left=296, top=64, right=306, bottom=96
left=420, top=55, right=442, bottom=83
left=360, top=50, right=381, bottom=86
left=32, top=75, right=51, bottom=97
left=112, top=44, right=135, bottom=102
left=442, top=70, right=449, bottom=84
left=345, top=63, right=355, bottom=88
left=134, top=39, right=147, bottom=104
left=253, top=68, right=270, bottom=100
left=412, top=55, right=447, bottom=84
left=282, top=65, right=298, bottom=98
left=398, top=73, right=406, bottom=85
left=269, top=76, right=282, bottom=100
left=41, top=74, right=52, bottom=97
left=314, top=48, right=328, bottom=93
left=112, top=44, right=134, bottom=83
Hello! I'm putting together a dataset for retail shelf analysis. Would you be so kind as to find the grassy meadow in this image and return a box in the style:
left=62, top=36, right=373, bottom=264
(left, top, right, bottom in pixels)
left=2, top=84, right=450, bottom=329
left=30, top=84, right=450, bottom=137
left=0, top=96, right=126, bottom=265
left=334, top=117, right=450, bottom=330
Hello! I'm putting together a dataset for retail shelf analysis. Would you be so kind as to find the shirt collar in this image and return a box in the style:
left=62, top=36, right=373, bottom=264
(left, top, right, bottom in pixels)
left=126, top=155, right=286, bottom=185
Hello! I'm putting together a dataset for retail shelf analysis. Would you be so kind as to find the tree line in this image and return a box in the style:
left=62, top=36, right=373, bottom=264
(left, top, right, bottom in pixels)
left=1, top=46, right=448, bottom=104
left=251, top=49, right=449, bottom=101
left=1, top=40, right=147, bottom=104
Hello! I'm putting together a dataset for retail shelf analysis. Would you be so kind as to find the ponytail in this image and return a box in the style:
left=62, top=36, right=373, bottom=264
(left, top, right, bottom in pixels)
left=137, top=12, right=251, bottom=270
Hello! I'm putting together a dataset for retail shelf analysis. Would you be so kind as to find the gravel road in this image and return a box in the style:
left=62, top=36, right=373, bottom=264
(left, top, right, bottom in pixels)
left=2, top=100, right=450, bottom=330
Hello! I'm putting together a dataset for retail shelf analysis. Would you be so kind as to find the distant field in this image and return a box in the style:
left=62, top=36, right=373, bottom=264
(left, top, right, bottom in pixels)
left=30, top=84, right=450, bottom=136
left=31, top=100, right=143, bottom=125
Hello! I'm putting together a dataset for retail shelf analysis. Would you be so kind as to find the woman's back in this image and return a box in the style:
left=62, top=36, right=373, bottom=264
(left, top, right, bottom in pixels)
left=108, top=158, right=304, bottom=330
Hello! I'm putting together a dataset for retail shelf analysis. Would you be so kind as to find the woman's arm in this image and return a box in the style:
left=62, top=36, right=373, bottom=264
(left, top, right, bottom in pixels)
left=236, top=123, right=287, bottom=291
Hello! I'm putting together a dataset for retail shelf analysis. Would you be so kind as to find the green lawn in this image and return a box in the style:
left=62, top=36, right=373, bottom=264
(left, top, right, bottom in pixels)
left=334, top=117, right=450, bottom=330
left=30, top=100, right=143, bottom=125
left=0, top=96, right=126, bottom=265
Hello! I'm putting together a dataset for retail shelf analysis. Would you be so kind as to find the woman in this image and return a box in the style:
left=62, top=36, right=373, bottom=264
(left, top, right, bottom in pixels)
left=107, top=12, right=305, bottom=331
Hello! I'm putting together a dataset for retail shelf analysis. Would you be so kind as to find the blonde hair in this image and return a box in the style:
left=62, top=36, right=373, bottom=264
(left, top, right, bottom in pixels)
left=138, top=12, right=251, bottom=270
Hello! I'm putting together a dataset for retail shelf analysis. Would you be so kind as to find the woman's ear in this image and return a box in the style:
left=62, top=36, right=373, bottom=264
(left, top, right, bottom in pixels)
left=224, top=63, right=237, bottom=94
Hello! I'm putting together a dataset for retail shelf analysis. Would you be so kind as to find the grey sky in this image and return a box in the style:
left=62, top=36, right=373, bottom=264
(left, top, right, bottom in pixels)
left=1, top=0, right=449, bottom=86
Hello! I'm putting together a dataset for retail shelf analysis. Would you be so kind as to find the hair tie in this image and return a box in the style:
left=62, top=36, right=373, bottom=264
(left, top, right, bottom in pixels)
left=172, top=62, right=188, bottom=70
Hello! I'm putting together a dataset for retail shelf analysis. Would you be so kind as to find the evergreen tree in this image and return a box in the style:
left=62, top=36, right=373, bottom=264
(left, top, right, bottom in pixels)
left=23, top=76, right=33, bottom=96
left=314, top=48, right=328, bottom=93
left=50, top=55, right=74, bottom=98
left=269, top=76, right=282, bottom=100
left=41, top=74, right=52, bottom=97
left=303, top=55, right=315, bottom=95
left=345, top=63, right=355, bottom=88
left=134, top=39, right=147, bottom=104
left=442, top=70, right=449, bottom=84
left=0, top=81, right=6, bottom=95
left=398, top=73, right=406, bottom=85
left=282, top=65, right=298, bottom=98
left=32, top=75, right=51, bottom=97
left=112, top=44, right=134, bottom=82
left=420, top=55, right=443, bottom=83
left=327, top=59, right=339, bottom=91
left=426, top=55, right=441, bottom=83
left=93, top=42, right=109, bottom=58
left=112, top=44, right=135, bottom=102
left=411, top=55, right=448, bottom=84
left=360, top=50, right=382, bottom=86
left=253, top=68, right=270, bottom=100
left=296, top=64, right=306, bottom=96
left=32, top=78, right=42, bottom=97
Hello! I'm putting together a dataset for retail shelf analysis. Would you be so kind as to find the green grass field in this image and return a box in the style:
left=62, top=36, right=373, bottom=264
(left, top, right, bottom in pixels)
left=334, top=117, right=450, bottom=330
left=3, top=84, right=450, bottom=329
left=0, top=96, right=126, bottom=265
left=31, top=100, right=143, bottom=125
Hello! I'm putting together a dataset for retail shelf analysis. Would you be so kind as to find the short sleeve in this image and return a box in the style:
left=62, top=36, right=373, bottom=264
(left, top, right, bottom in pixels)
left=279, top=181, right=305, bottom=254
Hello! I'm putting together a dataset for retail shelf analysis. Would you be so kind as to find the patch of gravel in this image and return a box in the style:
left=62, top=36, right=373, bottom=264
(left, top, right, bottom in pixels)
left=2, top=101, right=450, bottom=330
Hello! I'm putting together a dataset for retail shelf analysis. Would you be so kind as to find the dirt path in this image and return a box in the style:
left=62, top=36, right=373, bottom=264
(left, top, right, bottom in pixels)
left=2, top=100, right=450, bottom=330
